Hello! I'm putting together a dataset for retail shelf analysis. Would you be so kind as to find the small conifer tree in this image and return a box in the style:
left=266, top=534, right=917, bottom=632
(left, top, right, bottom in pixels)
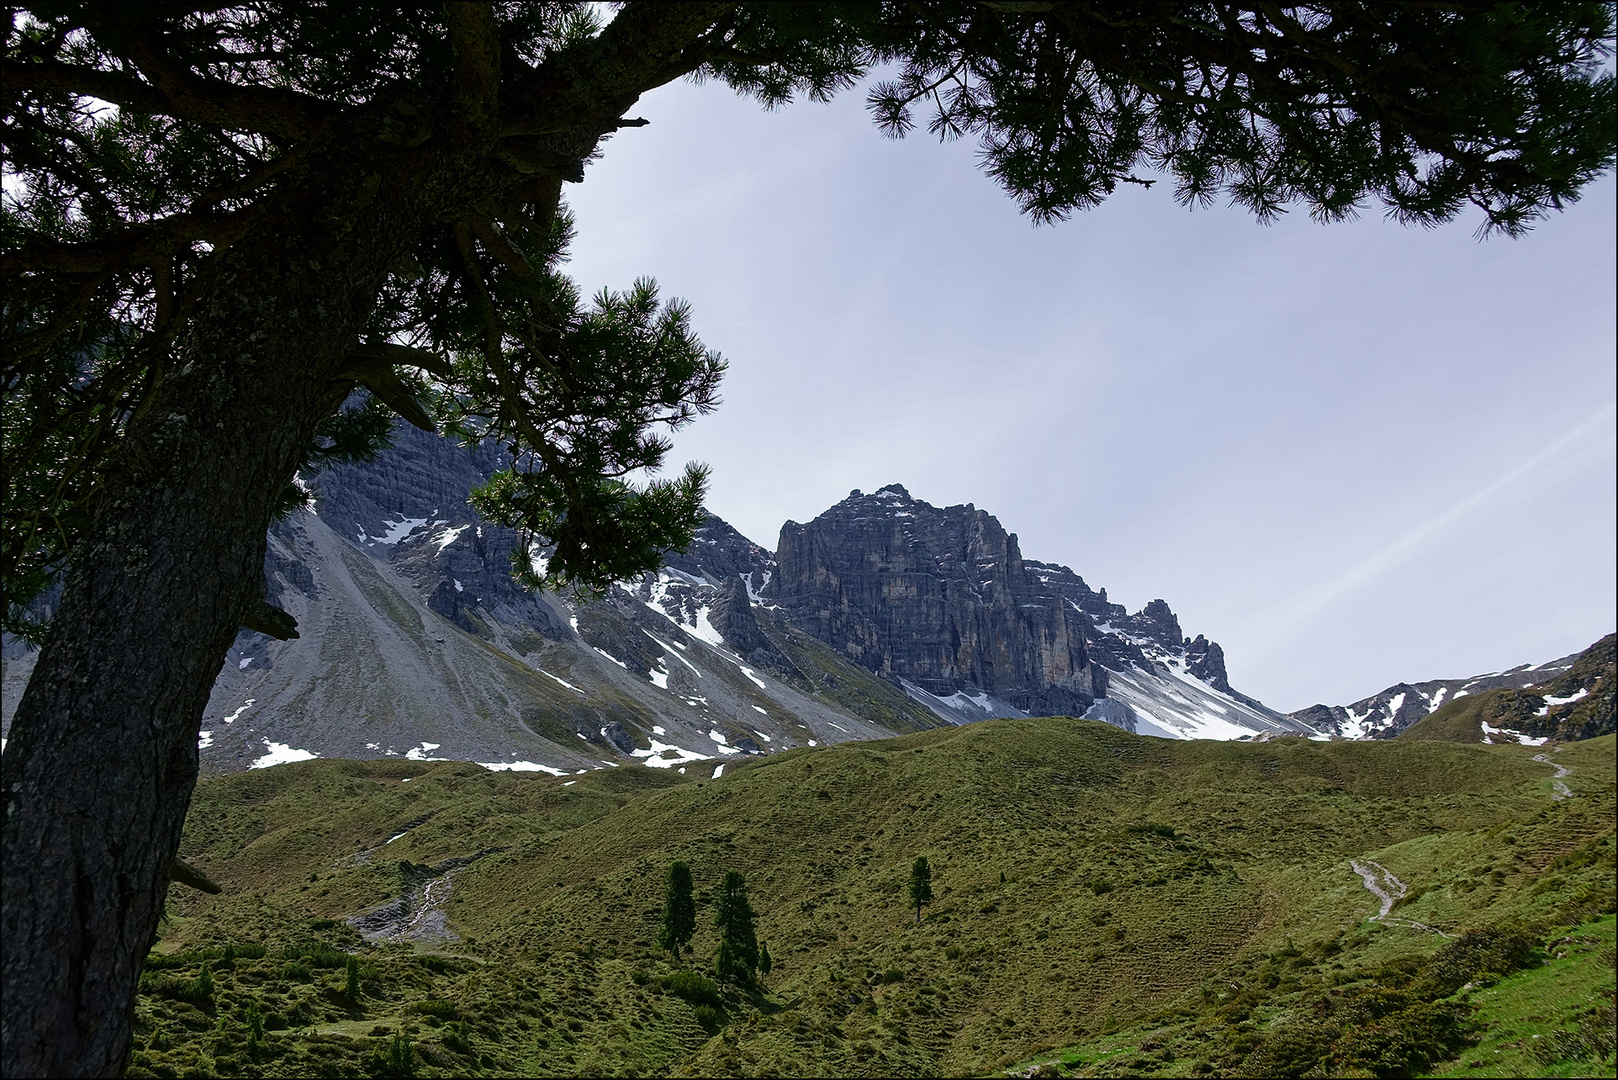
left=909, top=856, right=934, bottom=924
left=760, top=941, right=773, bottom=977
left=714, top=870, right=760, bottom=985
left=244, top=1000, right=264, bottom=1059
left=343, top=955, right=361, bottom=997
left=377, top=1033, right=415, bottom=1079
left=657, top=861, right=697, bottom=961
left=191, top=964, right=214, bottom=1004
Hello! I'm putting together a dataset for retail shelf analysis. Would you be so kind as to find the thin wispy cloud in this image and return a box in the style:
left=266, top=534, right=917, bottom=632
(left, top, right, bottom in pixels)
left=1246, top=401, right=1617, bottom=653
left=569, top=76, right=1615, bottom=708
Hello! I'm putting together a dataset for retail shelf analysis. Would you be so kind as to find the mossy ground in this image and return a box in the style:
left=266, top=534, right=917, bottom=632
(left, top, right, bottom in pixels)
left=132, top=725, right=1615, bottom=1077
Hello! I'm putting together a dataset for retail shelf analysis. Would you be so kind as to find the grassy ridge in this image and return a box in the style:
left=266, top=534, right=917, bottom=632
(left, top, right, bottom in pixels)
left=133, top=724, right=1615, bottom=1077
left=1400, top=633, right=1614, bottom=745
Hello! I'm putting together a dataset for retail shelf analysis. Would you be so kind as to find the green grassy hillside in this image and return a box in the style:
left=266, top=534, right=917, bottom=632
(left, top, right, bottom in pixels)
left=1398, top=689, right=1532, bottom=744
left=131, top=724, right=1615, bottom=1078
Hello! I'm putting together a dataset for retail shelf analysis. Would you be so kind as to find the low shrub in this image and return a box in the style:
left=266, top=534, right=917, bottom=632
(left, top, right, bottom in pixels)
left=1238, top=1026, right=1331, bottom=1078
left=138, top=966, right=213, bottom=1006
left=1129, top=823, right=1177, bottom=838
left=142, top=943, right=265, bottom=970
left=1331, top=999, right=1474, bottom=1079
left=1419, top=927, right=1539, bottom=995
left=1091, top=878, right=1116, bottom=896
left=662, top=970, right=722, bottom=1007
left=281, top=940, right=348, bottom=968
left=407, top=999, right=459, bottom=1021
left=693, top=1004, right=725, bottom=1035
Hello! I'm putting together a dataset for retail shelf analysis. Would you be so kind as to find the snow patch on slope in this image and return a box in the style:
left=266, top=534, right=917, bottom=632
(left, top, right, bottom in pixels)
left=631, top=739, right=713, bottom=769
left=479, top=760, right=568, bottom=775
left=250, top=740, right=319, bottom=769
left=1103, top=658, right=1309, bottom=741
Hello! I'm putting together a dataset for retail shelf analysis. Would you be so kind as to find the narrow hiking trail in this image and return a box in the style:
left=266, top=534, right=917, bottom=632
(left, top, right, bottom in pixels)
left=1346, top=746, right=1577, bottom=935
left=1350, top=859, right=1404, bottom=919
left=1348, top=859, right=1450, bottom=937
left=1532, top=747, right=1574, bottom=800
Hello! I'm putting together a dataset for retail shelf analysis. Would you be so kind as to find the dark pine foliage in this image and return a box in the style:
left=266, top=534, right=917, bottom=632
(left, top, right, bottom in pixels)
left=714, top=869, right=760, bottom=984
left=909, top=854, right=934, bottom=923
left=657, top=860, right=698, bottom=962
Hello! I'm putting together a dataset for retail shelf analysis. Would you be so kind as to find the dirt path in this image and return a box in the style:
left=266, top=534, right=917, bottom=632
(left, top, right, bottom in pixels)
left=1350, top=859, right=1404, bottom=918
left=346, top=847, right=502, bottom=943
left=1532, top=748, right=1573, bottom=800
left=1346, top=746, right=1578, bottom=937
left=1349, top=859, right=1448, bottom=937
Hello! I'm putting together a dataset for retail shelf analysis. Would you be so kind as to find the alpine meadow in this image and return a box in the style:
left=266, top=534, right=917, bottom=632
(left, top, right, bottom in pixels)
left=2, top=3, right=1616, bottom=1079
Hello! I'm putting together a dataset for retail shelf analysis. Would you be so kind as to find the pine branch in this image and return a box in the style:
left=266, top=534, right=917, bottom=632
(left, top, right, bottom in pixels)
left=4, top=207, right=253, bottom=274
left=332, top=352, right=436, bottom=432
left=350, top=343, right=454, bottom=381
left=451, top=221, right=562, bottom=475
left=500, top=1, right=734, bottom=135
left=2, top=55, right=330, bottom=142
left=468, top=218, right=537, bottom=280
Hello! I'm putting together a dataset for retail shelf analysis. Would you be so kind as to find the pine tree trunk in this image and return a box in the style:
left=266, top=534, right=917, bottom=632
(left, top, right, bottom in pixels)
left=0, top=171, right=423, bottom=1075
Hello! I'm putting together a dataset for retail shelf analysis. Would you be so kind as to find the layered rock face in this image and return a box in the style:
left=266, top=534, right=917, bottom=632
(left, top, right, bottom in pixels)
left=764, top=485, right=1108, bottom=716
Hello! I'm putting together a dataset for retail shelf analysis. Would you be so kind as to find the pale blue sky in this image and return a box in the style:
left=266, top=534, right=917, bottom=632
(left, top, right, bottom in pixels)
left=564, top=74, right=1618, bottom=712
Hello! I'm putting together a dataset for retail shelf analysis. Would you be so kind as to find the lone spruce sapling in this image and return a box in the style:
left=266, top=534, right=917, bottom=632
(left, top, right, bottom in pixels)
left=5, top=4, right=1613, bottom=1073
left=657, top=861, right=697, bottom=962
left=714, top=870, right=760, bottom=985
left=343, top=954, right=361, bottom=998
left=909, top=855, right=935, bottom=924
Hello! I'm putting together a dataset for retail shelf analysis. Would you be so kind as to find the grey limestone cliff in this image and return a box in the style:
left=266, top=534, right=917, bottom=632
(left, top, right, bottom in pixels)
left=763, top=484, right=1107, bottom=717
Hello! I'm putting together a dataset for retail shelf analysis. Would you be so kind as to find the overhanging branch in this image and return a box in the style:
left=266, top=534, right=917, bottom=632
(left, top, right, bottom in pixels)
left=2, top=56, right=330, bottom=141
left=500, top=1, right=733, bottom=135
left=4, top=208, right=253, bottom=274
left=333, top=350, right=438, bottom=432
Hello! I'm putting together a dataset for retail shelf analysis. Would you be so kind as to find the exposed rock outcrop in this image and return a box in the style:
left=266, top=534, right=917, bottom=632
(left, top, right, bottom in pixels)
left=763, top=484, right=1107, bottom=717
left=1185, top=635, right=1230, bottom=693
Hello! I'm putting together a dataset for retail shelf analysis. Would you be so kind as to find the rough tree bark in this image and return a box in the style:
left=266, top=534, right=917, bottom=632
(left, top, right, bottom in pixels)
left=0, top=152, right=453, bottom=1076
left=0, top=6, right=730, bottom=1072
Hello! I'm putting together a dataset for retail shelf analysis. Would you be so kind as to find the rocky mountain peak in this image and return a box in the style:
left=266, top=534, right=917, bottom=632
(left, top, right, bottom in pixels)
left=1185, top=634, right=1231, bottom=693
left=1133, top=599, right=1184, bottom=649
left=753, top=483, right=1315, bottom=738
left=764, top=487, right=1096, bottom=715
left=662, top=514, right=775, bottom=589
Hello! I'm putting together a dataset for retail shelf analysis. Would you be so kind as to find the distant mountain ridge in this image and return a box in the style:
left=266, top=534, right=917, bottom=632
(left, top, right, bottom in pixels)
left=6, top=422, right=1606, bottom=774
left=1287, top=639, right=1610, bottom=740
left=0, top=426, right=1348, bottom=768
left=1395, top=633, right=1615, bottom=746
